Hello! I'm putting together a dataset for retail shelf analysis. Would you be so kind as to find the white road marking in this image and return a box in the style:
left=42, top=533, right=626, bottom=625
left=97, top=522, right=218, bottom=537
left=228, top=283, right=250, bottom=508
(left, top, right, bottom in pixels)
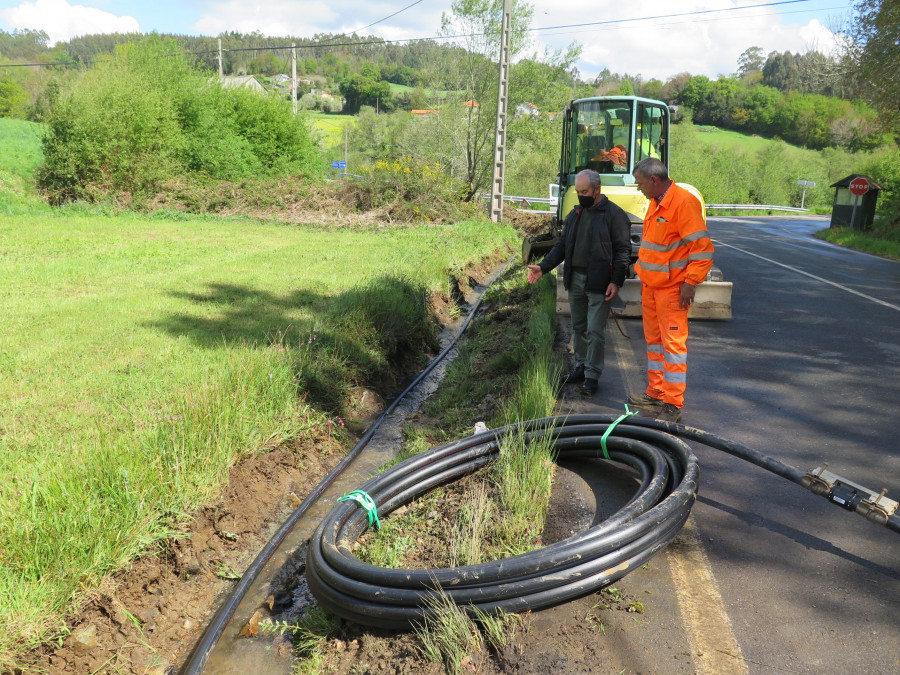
left=715, top=240, right=900, bottom=312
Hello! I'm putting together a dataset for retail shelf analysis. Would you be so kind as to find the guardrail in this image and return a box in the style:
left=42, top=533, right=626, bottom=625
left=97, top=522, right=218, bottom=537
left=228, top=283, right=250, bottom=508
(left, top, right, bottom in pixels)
left=706, top=204, right=810, bottom=213
left=481, top=194, right=557, bottom=206
left=484, top=197, right=810, bottom=213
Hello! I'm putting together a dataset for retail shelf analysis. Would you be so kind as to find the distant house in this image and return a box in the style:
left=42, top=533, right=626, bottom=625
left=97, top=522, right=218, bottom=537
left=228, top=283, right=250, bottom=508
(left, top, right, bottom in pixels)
left=464, top=99, right=480, bottom=108
left=272, top=74, right=291, bottom=84
left=411, top=109, right=439, bottom=115
left=516, top=102, right=539, bottom=117
left=218, top=75, right=265, bottom=92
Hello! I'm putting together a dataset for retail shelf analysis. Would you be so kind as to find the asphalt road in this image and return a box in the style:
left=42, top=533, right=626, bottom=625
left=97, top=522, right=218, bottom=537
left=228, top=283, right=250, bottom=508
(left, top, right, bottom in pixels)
left=618, top=216, right=900, bottom=674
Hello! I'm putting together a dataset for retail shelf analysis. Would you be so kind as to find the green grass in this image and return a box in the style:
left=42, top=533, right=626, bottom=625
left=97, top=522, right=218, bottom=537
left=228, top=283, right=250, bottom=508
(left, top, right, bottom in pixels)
left=306, top=112, right=356, bottom=150
left=672, top=122, right=873, bottom=212
left=0, top=118, right=48, bottom=214
left=815, top=227, right=900, bottom=260
left=0, top=211, right=516, bottom=669
left=691, top=125, right=784, bottom=154
left=387, top=83, right=452, bottom=100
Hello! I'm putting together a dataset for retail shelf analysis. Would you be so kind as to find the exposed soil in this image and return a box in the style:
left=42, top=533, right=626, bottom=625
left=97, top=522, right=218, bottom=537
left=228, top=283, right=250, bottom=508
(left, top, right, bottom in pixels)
left=501, top=208, right=555, bottom=236
left=24, top=430, right=345, bottom=675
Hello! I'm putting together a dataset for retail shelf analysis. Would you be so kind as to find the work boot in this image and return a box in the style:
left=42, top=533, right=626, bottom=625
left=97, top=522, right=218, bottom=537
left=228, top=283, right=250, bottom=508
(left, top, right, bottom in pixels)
left=580, top=378, right=598, bottom=396
left=656, top=403, right=682, bottom=423
left=627, top=392, right=663, bottom=407
left=560, top=364, right=585, bottom=386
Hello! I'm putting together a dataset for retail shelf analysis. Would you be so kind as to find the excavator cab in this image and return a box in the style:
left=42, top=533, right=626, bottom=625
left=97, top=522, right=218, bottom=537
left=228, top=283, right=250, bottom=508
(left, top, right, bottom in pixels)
left=523, top=95, right=732, bottom=320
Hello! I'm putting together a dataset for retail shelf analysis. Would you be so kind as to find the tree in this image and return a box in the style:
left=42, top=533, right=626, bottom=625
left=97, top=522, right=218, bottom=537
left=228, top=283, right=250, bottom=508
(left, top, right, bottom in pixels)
left=0, top=79, right=27, bottom=117
left=762, top=51, right=801, bottom=93
left=640, top=79, right=664, bottom=101
left=848, top=0, right=900, bottom=134
left=340, top=73, right=394, bottom=114
left=677, top=75, right=713, bottom=122
left=737, top=46, right=764, bottom=80
left=440, top=0, right=534, bottom=200
left=247, top=52, right=286, bottom=76
left=509, top=44, right=580, bottom=113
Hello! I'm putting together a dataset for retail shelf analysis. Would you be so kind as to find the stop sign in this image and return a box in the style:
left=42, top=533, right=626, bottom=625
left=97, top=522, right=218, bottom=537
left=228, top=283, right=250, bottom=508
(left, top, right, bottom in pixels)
left=849, top=176, right=870, bottom=196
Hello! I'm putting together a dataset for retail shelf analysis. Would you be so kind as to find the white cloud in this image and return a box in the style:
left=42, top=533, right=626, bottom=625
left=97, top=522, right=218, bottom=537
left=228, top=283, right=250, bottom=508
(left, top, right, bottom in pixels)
left=0, top=0, right=140, bottom=44
left=192, top=0, right=449, bottom=41
left=527, top=0, right=843, bottom=81
left=193, top=0, right=340, bottom=37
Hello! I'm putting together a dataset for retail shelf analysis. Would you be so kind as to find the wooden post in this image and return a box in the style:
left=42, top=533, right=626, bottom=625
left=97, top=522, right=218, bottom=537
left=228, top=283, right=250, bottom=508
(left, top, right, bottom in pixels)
left=217, top=38, right=223, bottom=78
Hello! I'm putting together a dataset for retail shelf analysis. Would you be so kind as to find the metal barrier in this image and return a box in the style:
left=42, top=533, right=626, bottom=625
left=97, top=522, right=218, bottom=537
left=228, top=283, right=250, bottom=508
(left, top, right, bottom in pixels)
left=706, top=204, right=810, bottom=213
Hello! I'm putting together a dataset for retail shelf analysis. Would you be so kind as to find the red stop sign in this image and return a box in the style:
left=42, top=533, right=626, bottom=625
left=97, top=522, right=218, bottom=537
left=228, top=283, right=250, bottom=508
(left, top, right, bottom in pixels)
left=849, top=177, right=870, bottom=196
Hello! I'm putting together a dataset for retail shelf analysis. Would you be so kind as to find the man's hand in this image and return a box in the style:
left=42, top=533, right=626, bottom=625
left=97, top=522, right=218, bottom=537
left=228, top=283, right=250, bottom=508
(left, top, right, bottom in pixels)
left=526, top=265, right=543, bottom=285
left=605, top=282, right=620, bottom=301
left=679, top=282, right=696, bottom=309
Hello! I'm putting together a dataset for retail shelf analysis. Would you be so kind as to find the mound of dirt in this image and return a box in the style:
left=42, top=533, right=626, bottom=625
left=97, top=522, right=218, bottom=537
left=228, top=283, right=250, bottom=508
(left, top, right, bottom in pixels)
left=502, top=207, right=555, bottom=236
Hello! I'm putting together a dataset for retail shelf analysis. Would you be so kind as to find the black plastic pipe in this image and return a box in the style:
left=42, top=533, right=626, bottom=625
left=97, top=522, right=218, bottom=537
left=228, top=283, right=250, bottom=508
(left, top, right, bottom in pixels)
left=306, top=415, right=699, bottom=628
left=306, top=413, right=899, bottom=628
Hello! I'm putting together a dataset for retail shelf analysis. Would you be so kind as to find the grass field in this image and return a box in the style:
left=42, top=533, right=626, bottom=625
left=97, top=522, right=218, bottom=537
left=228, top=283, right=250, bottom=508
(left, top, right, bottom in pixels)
left=306, top=112, right=356, bottom=150
left=0, top=211, right=516, bottom=667
left=671, top=122, right=864, bottom=211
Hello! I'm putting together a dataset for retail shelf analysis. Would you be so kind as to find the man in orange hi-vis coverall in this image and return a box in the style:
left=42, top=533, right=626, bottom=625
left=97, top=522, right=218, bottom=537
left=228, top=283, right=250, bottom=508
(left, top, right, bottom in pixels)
left=629, top=158, right=714, bottom=423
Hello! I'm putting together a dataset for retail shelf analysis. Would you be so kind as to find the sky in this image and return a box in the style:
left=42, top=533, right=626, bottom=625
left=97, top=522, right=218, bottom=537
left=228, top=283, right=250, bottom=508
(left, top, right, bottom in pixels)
left=0, top=0, right=855, bottom=81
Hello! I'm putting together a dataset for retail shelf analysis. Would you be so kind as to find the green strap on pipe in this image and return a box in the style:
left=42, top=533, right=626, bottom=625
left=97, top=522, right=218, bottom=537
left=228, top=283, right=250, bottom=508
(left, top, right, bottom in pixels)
left=600, top=406, right=638, bottom=459
left=339, top=490, right=381, bottom=529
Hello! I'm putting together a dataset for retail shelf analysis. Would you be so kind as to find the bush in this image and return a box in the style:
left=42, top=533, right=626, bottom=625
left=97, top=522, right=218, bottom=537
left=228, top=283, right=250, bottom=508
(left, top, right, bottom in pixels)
left=341, top=156, right=480, bottom=223
left=861, top=146, right=900, bottom=233
left=37, top=36, right=322, bottom=203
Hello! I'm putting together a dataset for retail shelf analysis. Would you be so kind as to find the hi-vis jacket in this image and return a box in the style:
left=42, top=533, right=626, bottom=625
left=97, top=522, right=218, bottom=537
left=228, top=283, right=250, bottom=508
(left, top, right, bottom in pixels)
left=635, top=182, right=714, bottom=288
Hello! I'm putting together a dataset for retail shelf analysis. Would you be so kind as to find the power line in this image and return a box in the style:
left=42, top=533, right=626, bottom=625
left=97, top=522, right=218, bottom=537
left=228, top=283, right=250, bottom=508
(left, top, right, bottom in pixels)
left=355, top=0, right=426, bottom=33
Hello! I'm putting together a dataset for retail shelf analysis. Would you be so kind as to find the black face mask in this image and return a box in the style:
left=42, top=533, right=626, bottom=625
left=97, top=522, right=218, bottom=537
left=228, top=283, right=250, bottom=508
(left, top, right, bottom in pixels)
left=578, top=194, right=595, bottom=209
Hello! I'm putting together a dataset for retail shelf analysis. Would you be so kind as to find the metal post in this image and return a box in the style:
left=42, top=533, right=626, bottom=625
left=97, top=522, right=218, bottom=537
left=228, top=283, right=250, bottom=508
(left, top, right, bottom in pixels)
left=850, top=193, right=860, bottom=231
left=489, top=0, right=512, bottom=223
left=291, top=45, right=297, bottom=115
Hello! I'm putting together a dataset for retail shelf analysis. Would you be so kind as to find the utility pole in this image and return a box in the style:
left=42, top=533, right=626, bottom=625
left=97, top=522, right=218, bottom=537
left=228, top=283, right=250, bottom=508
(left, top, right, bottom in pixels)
left=217, top=38, right=223, bottom=78
left=489, top=0, right=512, bottom=223
left=291, top=45, right=297, bottom=115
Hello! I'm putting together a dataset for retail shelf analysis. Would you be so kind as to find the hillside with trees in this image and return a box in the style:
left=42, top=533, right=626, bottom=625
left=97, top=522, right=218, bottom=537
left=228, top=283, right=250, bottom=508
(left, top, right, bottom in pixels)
left=0, top=0, right=896, bottom=226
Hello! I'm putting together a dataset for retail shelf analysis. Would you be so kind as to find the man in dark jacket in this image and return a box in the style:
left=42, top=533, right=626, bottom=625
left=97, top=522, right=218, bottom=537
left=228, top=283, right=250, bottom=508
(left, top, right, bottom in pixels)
left=526, top=170, right=631, bottom=396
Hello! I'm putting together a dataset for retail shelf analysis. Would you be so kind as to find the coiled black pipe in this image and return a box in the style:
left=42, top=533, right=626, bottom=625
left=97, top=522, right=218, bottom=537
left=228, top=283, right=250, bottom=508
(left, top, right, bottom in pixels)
left=306, top=414, right=697, bottom=628
left=306, top=413, right=899, bottom=628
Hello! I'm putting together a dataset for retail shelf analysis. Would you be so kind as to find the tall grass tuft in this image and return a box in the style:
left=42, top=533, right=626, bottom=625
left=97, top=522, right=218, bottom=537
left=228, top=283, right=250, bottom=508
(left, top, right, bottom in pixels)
left=415, top=589, right=482, bottom=675
left=449, top=481, right=495, bottom=567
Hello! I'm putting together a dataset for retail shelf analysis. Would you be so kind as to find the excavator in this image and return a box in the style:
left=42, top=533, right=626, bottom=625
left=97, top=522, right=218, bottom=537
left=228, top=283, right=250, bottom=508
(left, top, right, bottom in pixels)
left=522, top=96, right=732, bottom=319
